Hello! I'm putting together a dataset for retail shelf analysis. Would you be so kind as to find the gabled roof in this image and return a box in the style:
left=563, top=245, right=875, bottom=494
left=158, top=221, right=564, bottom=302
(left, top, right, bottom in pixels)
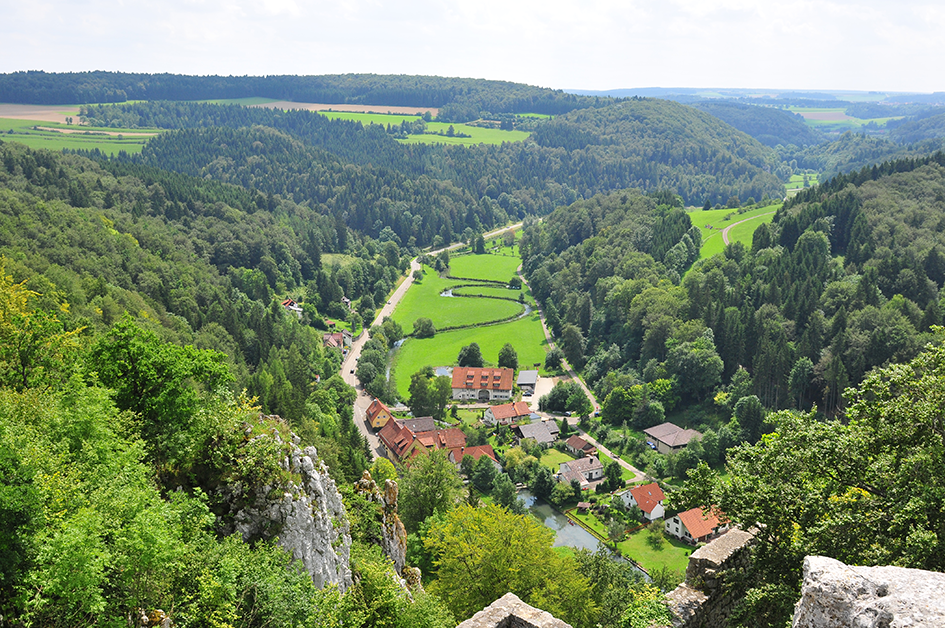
left=366, top=398, right=392, bottom=422
left=566, top=434, right=595, bottom=452
left=678, top=506, right=726, bottom=539
left=561, top=455, right=603, bottom=476
left=643, top=422, right=702, bottom=447
left=399, top=417, right=436, bottom=433
left=378, top=420, right=415, bottom=460
left=489, top=401, right=532, bottom=422
left=449, top=444, right=498, bottom=465
left=451, top=367, right=514, bottom=391
left=629, top=482, right=665, bottom=514
left=517, top=370, right=539, bottom=386
left=515, top=421, right=555, bottom=444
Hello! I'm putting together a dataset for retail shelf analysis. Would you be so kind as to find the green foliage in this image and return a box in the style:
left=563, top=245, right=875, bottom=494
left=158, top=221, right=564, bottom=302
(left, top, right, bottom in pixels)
left=497, top=342, right=518, bottom=370
left=397, top=449, right=464, bottom=533
left=407, top=370, right=451, bottom=420
left=457, top=342, right=484, bottom=367
left=425, top=503, right=597, bottom=626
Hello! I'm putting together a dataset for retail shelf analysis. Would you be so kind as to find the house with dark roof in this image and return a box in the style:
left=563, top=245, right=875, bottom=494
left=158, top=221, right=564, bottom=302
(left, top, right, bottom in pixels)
left=565, top=434, right=597, bottom=457
left=513, top=421, right=556, bottom=448
left=366, top=398, right=394, bottom=430
left=665, top=506, right=729, bottom=544
left=620, top=482, right=666, bottom=521
left=451, top=367, right=514, bottom=401
left=558, top=455, right=604, bottom=488
left=643, top=422, right=702, bottom=455
left=483, top=401, right=532, bottom=426
left=378, top=417, right=466, bottom=464
left=516, top=370, right=539, bottom=393
left=323, top=329, right=352, bottom=349
left=448, top=444, right=501, bottom=471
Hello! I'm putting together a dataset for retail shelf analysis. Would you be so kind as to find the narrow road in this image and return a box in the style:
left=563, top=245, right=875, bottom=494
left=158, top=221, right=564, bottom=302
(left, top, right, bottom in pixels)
left=721, top=211, right=775, bottom=246
left=519, top=268, right=645, bottom=483
left=344, top=222, right=523, bottom=460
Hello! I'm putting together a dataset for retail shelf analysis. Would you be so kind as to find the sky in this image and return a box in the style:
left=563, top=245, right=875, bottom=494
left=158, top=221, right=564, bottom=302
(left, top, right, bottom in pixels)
left=3, top=0, right=944, bottom=94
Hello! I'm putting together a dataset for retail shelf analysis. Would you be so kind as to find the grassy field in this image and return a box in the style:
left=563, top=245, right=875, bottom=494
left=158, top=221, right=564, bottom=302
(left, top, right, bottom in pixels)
left=391, top=312, right=549, bottom=399
left=318, top=110, right=531, bottom=146
left=788, top=106, right=904, bottom=132
left=539, top=448, right=576, bottom=471
left=0, top=117, right=154, bottom=155
left=449, top=253, right=522, bottom=283
left=452, top=285, right=532, bottom=303
left=690, top=204, right=779, bottom=259
left=391, top=266, right=523, bottom=330
left=616, top=528, right=692, bottom=574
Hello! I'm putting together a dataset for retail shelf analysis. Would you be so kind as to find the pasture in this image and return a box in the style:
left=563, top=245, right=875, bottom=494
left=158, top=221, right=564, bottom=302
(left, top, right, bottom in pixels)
left=318, top=110, right=531, bottom=146
left=690, top=204, right=779, bottom=259
left=391, top=312, right=549, bottom=399
left=788, top=106, right=904, bottom=132
left=0, top=117, right=154, bottom=155
left=448, top=253, right=522, bottom=283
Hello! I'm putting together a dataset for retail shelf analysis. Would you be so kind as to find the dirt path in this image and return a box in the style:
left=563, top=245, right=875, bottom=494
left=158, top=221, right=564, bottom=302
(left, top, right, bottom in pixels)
left=721, top=211, right=776, bottom=246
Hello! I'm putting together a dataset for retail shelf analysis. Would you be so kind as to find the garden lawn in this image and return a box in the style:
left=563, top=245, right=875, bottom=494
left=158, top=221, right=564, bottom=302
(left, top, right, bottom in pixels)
left=539, top=448, right=576, bottom=471
left=391, top=311, right=550, bottom=399
left=570, top=509, right=609, bottom=542
left=391, top=266, right=523, bottom=330
left=449, top=254, right=522, bottom=283
left=616, top=528, right=692, bottom=574
left=599, top=452, right=635, bottom=482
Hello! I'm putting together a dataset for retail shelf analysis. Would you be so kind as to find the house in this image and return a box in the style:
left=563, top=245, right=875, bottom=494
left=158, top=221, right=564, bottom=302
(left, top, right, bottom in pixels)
left=323, top=328, right=353, bottom=349
left=483, top=401, right=532, bottom=426
left=281, top=298, right=303, bottom=319
left=620, top=482, right=666, bottom=521
left=665, top=506, right=729, bottom=544
left=366, top=398, right=394, bottom=430
left=451, top=367, right=514, bottom=401
left=643, top=422, right=703, bottom=455
left=378, top=417, right=466, bottom=464
left=516, top=370, right=539, bottom=394
left=513, top=421, right=557, bottom=448
left=565, top=434, right=597, bottom=457
left=558, top=455, right=604, bottom=488
left=449, top=444, right=501, bottom=471
left=342, top=296, right=351, bottom=309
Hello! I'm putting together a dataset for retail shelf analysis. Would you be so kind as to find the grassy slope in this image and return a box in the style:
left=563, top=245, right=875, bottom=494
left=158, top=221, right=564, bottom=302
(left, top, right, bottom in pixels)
left=0, top=118, right=152, bottom=155
left=691, top=204, right=779, bottom=259
left=319, top=111, right=531, bottom=146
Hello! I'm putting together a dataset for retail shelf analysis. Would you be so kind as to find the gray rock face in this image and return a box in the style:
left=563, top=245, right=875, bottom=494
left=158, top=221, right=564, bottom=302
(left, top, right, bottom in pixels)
left=354, top=470, right=408, bottom=575
left=232, top=444, right=352, bottom=591
left=793, top=556, right=945, bottom=628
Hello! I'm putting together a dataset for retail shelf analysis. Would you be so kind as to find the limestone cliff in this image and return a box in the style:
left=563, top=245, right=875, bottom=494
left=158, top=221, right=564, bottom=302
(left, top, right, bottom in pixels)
left=354, top=470, right=409, bottom=577
left=793, top=556, right=945, bottom=628
left=222, top=438, right=353, bottom=591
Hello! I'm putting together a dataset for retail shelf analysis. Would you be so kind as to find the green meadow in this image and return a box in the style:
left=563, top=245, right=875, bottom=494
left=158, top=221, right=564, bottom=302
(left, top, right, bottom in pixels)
left=616, top=528, right=692, bottom=574
left=391, top=312, right=549, bottom=399
left=788, top=106, right=904, bottom=132
left=448, top=253, right=522, bottom=282
left=690, top=204, right=779, bottom=259
left=318, top=110, right=531, bottom=146
left=0, top=118, right=154, bottom=155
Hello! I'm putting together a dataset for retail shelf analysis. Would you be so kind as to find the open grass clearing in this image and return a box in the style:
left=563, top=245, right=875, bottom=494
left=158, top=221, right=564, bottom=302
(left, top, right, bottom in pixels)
left=616, top=528, right=692, bottom=574
left=539, top=448, right=576, bottom=471
left=391, top=265, right=523, bottom=330
left=691, top=204, right=779, bottom=259
left=391, top=312, right=550, bottom=399
left=452, top=285, right=532, bottom=304
left=599, top=452, right=635, bottom=482
left=449, top=253, right=522, bottom=283
left=318, top=111, right=531, bottom=145
left=0, top=117, right=151, bottom=155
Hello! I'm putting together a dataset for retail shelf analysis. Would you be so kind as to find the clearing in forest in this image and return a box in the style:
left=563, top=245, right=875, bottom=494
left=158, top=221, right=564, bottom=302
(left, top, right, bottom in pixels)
left=691, top=204, right=779, bottom=259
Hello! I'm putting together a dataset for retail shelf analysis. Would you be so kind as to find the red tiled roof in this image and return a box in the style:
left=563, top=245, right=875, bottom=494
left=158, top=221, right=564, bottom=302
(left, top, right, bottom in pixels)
left=566, top=434, right=596, bottom=452
left=489, top=401, right=532, bottom=421
left=451, top=367, right=514, bottom=391
left=379, top=421, right=415, bottom=460
left=678, top=506, right=726, bottom=540
left=629, top=482, right=665, bottom=514
left=449, top=444, right=498, bottom=465
left=366, top=398, right=391, bottom=422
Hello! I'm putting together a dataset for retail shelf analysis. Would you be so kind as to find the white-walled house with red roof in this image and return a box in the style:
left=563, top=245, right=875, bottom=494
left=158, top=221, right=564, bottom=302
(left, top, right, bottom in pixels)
left=619, top=481, right=666, bottom=521
left=665, top=506, right=730, bottom=544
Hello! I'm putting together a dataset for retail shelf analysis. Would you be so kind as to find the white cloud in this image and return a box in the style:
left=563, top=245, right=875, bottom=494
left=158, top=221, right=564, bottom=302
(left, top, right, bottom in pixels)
left=1, top=0, right=943, bottom=92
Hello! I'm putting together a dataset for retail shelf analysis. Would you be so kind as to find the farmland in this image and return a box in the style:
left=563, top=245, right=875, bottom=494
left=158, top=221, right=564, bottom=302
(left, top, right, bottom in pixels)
left=0, top=117, right=155, bottom=155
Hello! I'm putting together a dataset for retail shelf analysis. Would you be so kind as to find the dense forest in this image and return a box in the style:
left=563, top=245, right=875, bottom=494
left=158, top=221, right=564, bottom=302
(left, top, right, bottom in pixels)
left=691, top=101, right=826, bottom=148
left=0, top=70, right=622, bottom=121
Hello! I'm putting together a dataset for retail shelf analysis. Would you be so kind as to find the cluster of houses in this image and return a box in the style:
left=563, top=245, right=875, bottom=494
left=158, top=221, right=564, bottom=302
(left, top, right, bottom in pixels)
left=616, top=480, right=729, bottom=544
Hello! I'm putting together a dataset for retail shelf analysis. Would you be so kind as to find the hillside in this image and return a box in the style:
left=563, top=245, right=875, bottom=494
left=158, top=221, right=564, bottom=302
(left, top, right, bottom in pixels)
left=889, top=109, right=945, bottom=144
left=691, top=101, right=826, bottom=148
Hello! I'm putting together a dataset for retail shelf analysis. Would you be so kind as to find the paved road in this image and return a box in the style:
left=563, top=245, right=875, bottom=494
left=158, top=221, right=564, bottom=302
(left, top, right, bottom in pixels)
left=721, top=211, right=775, bottom=246
left=519, top=271, right=645, bottom=484
left=343, top=222, right=524, bottom=460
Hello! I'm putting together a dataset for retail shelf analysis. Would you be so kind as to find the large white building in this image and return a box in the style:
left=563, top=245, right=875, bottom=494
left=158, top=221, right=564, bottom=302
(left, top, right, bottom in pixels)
left=451, top=367, right=514, bottom=401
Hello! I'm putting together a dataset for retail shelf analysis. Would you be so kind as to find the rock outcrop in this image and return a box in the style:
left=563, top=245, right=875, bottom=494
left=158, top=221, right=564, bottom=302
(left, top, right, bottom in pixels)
left=793, top=556, right=945, bottom=628
left=457, top=592, right=573, bottom=628
left=225, top=439, right=352, bottom=591
left=354, top=470, right=409, bottom=576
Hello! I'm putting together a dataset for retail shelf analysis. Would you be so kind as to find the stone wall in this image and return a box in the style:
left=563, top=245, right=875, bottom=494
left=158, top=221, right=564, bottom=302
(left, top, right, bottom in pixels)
left=457, top=593, right=573, bottom=628
left=793, top=556, right=945, bottom=628
left=662, top=529, right=755, bottom=628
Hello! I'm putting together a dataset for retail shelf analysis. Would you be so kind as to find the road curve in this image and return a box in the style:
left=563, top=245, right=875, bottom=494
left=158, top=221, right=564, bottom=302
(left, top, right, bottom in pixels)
left=721, top=211, right=775, bottom=246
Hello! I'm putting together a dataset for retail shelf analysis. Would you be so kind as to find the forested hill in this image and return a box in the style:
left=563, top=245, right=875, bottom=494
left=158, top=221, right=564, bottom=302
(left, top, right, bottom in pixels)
left=691, top=101, right=826, bottom=148
left=522, top=152, right=945, bottom=442
left=0, top=70, right=619, bottom=121
left=85, top=97, right=785, bottom=208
